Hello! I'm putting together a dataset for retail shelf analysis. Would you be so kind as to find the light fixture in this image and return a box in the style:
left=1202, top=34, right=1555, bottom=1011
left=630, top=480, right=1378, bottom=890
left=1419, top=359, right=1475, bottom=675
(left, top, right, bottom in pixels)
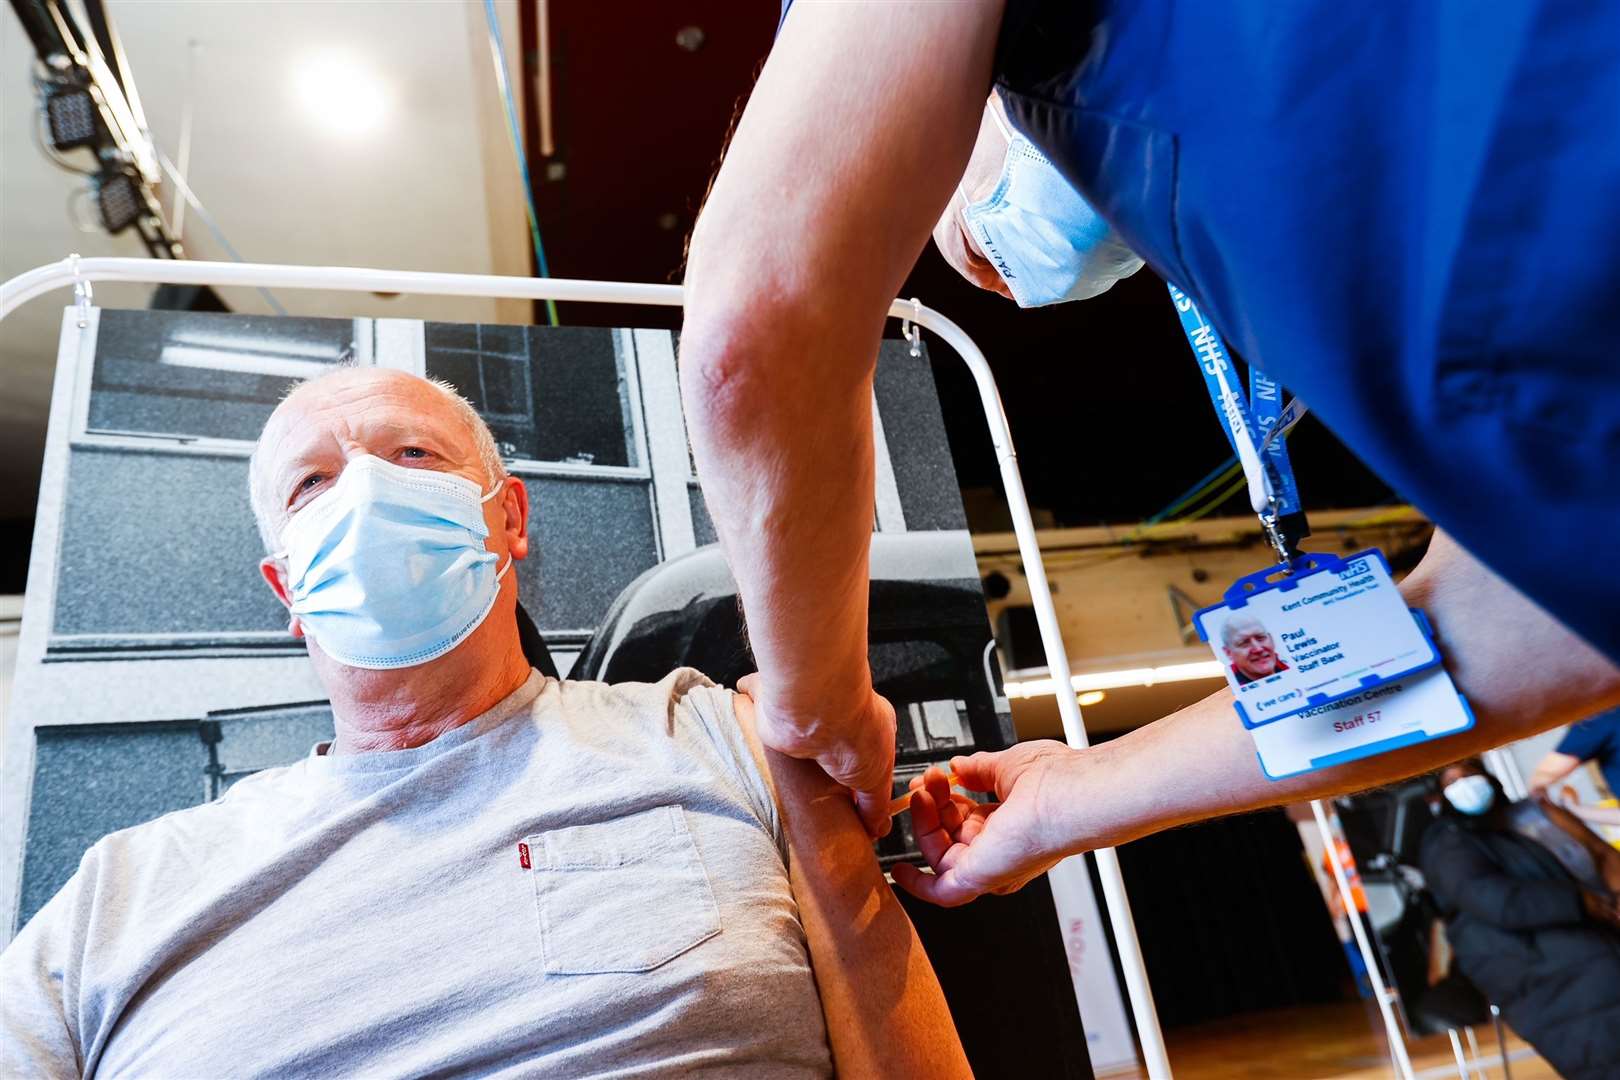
left=1004, top=660, right=1227, bottom=699
left=291, top=51, right=391, bottom=137
left=1077, top=690, right=1106, bottom=707
left=94, top=168, right=143, bottom=233
left=46, top=88, right=99, bottom=150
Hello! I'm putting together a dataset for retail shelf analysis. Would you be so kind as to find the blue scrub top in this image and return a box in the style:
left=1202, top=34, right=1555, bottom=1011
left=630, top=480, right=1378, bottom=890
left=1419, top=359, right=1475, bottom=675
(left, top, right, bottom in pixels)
left=994, top=1, right=1620, bottom=662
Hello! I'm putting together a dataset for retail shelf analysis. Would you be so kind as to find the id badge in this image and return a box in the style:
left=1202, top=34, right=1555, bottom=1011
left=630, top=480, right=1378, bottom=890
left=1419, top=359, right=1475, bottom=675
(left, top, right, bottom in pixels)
left=1194, top=549, right=1441, bottom=728
left=1250, top=663, right=1475, bottom=780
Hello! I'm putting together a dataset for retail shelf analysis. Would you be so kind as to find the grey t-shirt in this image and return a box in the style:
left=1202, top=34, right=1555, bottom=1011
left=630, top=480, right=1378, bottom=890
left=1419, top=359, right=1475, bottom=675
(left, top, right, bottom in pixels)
left=1, top=670, right=833, bottom=1078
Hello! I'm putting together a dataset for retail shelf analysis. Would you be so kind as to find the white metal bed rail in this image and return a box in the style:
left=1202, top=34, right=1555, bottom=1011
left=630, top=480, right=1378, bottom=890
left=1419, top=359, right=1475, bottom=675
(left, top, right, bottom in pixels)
left=0, top=255, right=1172, bottom=1078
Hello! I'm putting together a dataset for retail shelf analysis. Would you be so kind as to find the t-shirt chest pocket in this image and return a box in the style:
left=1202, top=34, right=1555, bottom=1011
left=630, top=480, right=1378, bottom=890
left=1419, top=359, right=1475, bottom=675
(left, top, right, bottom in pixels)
left=527, top=805, right=721, bottom=975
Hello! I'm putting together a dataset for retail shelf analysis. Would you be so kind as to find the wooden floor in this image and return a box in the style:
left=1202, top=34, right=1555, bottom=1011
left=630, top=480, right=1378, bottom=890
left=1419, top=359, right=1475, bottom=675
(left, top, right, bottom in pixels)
left=1107, top=1002, right=1559, bottom=1080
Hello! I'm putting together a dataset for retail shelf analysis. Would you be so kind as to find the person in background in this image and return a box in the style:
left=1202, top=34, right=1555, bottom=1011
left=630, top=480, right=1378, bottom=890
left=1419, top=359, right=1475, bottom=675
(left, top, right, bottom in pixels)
left=1420, top=758, right=1620, bottom=1080
left=1320, top=834, right=1374, bottom=1000
left=1530, top=707, right=1620, bottom=799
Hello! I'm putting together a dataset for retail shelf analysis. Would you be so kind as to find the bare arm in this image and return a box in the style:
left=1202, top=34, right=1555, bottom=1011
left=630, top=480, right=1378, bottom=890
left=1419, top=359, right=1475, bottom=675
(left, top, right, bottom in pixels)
left=1529, top=751, right=1582, bottom=793
left=680, top=0, right=1005, bottom=832
left=733, top=689, right=971, bottom=1078
left=895, top=530, right=1620, bottom=904
left=1568, top=804, right=1620, bottom=827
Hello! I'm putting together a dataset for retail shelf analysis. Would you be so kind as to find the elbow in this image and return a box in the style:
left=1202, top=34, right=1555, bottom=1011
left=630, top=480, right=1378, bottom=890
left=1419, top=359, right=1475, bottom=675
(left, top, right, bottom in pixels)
left=681, top=221, right=885, bottom=428
left=678, top=306, right=782, bottom=441
left=679, top=292, right=876, bottom=443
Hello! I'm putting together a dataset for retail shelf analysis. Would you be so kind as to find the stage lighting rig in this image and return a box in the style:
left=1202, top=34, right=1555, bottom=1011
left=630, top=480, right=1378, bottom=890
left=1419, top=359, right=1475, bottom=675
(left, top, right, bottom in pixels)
left=94, top=167, right=143, bottom=233
left=44, top=85, right=97, bottom=150
left=10, top=0, right=183, bottom=259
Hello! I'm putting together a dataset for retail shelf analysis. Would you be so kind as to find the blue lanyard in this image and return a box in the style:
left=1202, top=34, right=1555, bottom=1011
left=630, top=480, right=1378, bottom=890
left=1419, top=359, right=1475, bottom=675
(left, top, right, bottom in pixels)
left=1167, top=284, right=1303, bottom=521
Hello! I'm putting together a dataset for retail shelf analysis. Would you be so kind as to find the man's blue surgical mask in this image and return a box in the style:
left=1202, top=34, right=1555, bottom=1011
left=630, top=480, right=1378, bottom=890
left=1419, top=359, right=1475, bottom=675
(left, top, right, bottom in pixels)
left=1443, top=774, right=1497, bottom=816
left=961, top=108, right=1144, bottom=308
left=275, top=455, right=510, bottom=670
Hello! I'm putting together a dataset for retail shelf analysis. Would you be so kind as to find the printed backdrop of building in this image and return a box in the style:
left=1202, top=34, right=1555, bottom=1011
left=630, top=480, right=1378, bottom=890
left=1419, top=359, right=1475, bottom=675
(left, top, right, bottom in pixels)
left=0, top=307, right=1110, bottom=1075
left=7, top=306, right=1018, bottom=921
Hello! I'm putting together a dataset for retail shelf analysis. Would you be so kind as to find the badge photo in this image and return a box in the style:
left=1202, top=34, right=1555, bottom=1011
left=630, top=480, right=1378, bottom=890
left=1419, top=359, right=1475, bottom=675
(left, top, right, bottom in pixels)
left=1194, top=550, right=1442, bottom=728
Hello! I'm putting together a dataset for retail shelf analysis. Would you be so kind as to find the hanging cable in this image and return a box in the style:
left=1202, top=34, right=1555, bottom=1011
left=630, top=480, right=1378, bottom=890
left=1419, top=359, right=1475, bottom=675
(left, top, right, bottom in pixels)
left=1171, top=472, right=1251, bottom=524
left=1125, top=470, right=1251, bottom=544
left=155, top=150, right=287, bottom=315
left=1143, top=454, right=1240, bottom=526
left=482, top=0, right=559, bottom=326
left=1114, top=454, right=1243, bottom=546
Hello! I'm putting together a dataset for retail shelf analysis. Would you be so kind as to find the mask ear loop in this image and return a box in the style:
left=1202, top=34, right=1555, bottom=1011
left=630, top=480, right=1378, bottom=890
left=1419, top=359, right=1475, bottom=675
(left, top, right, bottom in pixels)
left=960, top=97, right=1018, bottom=212
left=481, top=473, right=515, bottom=581
left=988, top=98, right=1015, bottom=145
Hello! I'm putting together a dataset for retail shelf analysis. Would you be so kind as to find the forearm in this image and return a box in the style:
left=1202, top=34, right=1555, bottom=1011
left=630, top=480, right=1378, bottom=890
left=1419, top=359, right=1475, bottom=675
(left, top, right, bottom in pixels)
left=762, top=749, right=970, bottom=1078
left=680, top=307, right=880, bottom=726
left=679, top=1, right=998, bottom=725
left=1059, top=531, right=1620, bottom=851
left=1569, top=804, right=1620, bottom=827
left=1528, top=754, right=1580, bottom=791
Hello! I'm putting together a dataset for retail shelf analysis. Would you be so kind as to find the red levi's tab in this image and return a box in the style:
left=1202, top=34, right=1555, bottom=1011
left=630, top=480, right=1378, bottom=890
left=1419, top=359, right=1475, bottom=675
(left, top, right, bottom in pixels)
left=517, top=842, right=531, bottom=870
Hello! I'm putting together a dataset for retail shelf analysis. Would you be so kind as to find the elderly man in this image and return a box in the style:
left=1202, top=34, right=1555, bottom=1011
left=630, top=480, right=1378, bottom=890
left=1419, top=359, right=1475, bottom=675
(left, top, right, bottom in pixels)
left=1221, top=616, right=1288, bottom=686
left=0, top=367, right=969, bottom=1079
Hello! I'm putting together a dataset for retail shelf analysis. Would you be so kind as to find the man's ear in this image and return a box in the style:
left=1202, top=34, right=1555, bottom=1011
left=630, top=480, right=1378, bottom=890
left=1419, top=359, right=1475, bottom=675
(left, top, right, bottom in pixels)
left=259, top=556, right=304, bottom=639
left=501, top=476, right=531, bottom=562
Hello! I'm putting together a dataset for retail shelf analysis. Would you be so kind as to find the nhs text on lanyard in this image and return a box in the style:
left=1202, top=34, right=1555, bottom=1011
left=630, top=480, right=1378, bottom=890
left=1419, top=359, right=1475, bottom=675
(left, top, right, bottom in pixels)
left=1167, top=285, right=1473, bottom=779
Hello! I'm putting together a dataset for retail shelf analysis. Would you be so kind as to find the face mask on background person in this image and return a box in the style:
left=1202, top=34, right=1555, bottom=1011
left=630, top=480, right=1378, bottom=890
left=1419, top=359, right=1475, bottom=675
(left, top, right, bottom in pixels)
left=959, top=107, right=1145, bottom=308
left=1444, top=774, right=1497, bottom=816
left=275, top=455, right=510, bottom=670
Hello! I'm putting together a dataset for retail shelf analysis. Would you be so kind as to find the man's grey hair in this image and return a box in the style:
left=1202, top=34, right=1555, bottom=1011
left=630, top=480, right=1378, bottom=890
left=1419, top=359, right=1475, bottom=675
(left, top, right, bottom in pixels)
left=1220, top=613, right=1268, bottom=648
left=248, top=368, right=507, bottom=554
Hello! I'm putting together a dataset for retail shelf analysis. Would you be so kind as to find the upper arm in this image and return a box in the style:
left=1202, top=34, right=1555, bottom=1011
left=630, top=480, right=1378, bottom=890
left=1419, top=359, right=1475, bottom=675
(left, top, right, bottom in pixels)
left=685, top=0, right=1005, bottom=347
left=731, top=692, right=971, bottom=1079
left=1, top=869, right=89, bottom=1076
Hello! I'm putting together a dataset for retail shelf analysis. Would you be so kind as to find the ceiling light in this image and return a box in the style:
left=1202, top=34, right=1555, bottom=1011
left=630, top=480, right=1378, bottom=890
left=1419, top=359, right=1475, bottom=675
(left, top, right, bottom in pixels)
left=1004, top=660, right=1226, bottom=699
left=1077, top=690, right=1106, bottom=707
left=292, top=52, right=391, bottom=137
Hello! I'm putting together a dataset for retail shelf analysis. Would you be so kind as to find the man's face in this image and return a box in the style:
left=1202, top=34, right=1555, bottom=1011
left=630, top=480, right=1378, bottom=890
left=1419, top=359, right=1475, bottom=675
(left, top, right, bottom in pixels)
left=255, top=368, right=525, bottom=651
left=1224, top=622, right=1280, bottom=680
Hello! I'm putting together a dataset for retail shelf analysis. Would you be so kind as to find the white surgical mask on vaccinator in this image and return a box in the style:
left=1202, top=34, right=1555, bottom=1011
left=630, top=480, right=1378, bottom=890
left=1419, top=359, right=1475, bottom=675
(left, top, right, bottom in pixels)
left=1444, top=774, right=1497, bottom=816
left=275, top=455, right=510, bottom=670
left=960, top=107, right=1145, bottom=308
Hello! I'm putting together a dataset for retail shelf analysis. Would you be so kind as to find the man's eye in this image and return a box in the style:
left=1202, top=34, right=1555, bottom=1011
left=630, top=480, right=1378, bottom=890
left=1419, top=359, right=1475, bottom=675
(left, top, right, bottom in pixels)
left=300, top=474, right=324, bottom=490
left=398, top=447, right=431, bottom=461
